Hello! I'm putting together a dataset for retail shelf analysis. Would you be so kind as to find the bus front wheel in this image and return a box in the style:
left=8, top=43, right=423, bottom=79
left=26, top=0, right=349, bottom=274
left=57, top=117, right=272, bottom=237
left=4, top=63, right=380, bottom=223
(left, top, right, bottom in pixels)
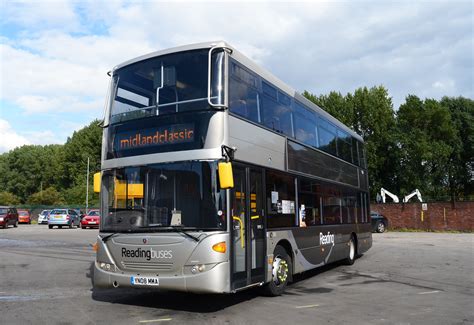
left=263, top=245, right=292, bottom=296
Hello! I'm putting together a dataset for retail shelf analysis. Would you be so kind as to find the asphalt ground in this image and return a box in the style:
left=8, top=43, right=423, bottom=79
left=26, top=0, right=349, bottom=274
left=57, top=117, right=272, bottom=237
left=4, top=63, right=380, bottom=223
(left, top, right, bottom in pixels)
left=0, top=225, right=472, bottom=325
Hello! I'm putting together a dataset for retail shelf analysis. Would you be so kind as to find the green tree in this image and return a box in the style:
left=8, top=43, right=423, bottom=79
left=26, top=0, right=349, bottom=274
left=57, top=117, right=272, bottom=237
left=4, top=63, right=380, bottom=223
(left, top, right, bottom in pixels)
left=0, top=145, right=63, bottom=202
left=0, top=191, right=20, bottom=205
left=27, top=187, right=65, bottom=205
left=60, top=120, right=102, bottom=190
left=397, top=96, right=460, bottom=200
left=63, top=182, right=99, bottom=206
left=0, top=121, right=101, bottom=205
left=439, top=96, right=474, bottom=199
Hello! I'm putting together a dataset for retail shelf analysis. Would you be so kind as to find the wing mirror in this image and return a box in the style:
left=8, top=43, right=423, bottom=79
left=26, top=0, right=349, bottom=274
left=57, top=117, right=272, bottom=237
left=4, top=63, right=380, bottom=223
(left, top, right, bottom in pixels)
left=93, top=172, right=101, bottom=193
left=218, top=162, right=234, bottom=189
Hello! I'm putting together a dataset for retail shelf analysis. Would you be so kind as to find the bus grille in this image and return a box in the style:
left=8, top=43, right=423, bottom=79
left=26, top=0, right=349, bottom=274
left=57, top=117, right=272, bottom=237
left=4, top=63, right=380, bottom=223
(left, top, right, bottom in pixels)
left=120, top=261, right=173, bottom=271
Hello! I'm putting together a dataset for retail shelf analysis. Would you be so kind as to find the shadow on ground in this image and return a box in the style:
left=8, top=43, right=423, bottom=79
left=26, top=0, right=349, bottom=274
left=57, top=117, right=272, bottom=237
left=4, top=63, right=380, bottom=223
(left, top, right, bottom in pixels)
left=87, top=257, right=357, bottom=313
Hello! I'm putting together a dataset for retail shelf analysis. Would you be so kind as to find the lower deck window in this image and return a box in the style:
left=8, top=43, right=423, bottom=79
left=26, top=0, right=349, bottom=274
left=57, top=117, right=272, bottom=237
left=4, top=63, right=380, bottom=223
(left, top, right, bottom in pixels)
left=266, top=171, right=296, bottom=228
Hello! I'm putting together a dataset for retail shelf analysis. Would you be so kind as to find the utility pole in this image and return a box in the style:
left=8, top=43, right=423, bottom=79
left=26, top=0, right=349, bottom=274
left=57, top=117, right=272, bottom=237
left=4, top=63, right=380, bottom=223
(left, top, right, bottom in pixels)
left=86, top=157, right=90, bottom=214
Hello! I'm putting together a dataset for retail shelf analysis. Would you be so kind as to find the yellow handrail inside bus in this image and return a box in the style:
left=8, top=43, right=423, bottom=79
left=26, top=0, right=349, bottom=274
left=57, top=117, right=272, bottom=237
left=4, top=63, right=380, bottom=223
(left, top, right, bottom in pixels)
left=232, top=216, right=244, bottom=248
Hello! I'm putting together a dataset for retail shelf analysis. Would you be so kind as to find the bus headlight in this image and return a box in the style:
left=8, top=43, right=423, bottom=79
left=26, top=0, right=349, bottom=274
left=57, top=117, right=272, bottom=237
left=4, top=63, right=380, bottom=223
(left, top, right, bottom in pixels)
left=98, top=261, right=116, bottom=272
left=191, top=264, right=206, bottom=274
left=185, top=263, right=217, bottom=275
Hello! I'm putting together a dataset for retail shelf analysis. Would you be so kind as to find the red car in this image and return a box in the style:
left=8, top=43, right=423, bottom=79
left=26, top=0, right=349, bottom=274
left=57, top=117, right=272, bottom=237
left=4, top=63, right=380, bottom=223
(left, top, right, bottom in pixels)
left=18, top=209, right=31, bottom=224
left=0, top=206, right=19, bottom=228
left=81, top=210, right=100, bottom=229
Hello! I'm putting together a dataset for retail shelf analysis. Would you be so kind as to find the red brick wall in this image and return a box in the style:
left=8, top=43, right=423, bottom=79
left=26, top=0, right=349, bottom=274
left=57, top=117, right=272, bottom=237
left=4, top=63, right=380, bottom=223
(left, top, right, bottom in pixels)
left=371, top=202, right=473, bottom=232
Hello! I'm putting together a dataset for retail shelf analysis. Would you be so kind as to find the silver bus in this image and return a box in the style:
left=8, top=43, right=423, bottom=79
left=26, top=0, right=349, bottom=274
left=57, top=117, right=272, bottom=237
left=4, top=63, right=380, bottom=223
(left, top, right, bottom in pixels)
left=93, top=41, right=372, bottom=295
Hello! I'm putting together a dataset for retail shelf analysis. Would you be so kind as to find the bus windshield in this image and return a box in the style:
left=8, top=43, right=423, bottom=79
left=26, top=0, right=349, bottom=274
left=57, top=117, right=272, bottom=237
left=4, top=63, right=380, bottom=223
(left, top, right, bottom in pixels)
left=100, top=161, right=226, bottom=232
left=109, top=49, right=224, bottom=124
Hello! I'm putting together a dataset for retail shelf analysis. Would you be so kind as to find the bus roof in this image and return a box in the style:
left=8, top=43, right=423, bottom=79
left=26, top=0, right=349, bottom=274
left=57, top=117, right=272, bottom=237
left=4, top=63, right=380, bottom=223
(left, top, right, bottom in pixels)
left=113, top=41, right=363, bottom=142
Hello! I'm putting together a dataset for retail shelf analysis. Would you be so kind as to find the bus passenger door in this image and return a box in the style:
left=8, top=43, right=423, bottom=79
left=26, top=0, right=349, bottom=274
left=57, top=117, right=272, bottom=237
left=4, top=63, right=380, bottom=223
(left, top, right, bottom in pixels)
left=231, top=166, right=265, bottom=290
left=231, top=166, right=247, bottom=289
left=249, top=168, right=265, bottom=284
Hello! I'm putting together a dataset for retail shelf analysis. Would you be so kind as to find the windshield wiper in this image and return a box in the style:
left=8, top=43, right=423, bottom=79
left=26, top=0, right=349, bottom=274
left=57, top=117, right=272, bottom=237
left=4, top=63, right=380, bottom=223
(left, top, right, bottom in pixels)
left=168, top=225, right=200, bottom=242
left=101, top=232, right=120, bottom=243
left=139, top=225, right=200, bottom=242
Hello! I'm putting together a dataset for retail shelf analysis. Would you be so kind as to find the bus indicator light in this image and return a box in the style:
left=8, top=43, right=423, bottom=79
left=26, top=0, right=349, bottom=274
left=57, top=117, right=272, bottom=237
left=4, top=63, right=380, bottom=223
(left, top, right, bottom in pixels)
left=212, top=241, right=226, bottom=253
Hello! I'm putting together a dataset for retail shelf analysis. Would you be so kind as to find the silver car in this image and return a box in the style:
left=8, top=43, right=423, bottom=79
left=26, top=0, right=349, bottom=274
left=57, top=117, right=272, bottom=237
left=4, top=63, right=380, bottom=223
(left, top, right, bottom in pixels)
left=38, top=210, right=50, bottom=224
left=48, top=209, right=80, bottom=229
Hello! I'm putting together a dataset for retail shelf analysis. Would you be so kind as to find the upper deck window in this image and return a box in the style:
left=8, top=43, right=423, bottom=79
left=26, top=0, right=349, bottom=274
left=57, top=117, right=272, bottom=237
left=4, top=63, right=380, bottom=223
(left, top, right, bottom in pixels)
left=293, top=102, right=318, bottom=147
left=262, top=81, right=277, bottom=99
left=318, top=118, right=337, bottom=156
left=229, top=62, right=261, bottom=123
left=229, top=79, right=260, bottom=123
left=228, top=58, right=367, bottom=169
left=337, top=129, right=353, bottom=163
left=110, top=49, right=224, bottom=124
left=261, top=96, right=293, bottom=136
left=232, top=63, right=258, bottom=88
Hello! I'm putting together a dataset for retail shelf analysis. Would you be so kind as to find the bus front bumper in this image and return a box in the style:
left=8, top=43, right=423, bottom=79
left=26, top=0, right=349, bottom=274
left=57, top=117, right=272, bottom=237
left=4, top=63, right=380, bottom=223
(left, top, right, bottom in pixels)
left=93, top=261, right=230, bottom=294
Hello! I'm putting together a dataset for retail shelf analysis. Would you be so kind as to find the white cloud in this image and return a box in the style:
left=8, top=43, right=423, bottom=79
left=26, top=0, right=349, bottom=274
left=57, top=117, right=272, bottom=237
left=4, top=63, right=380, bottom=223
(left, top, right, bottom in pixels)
left=0, top=119, right=30, bottom=153
left=1, top=0, right=80, bottom=32
left=14, top=95, right=104, bottom=115
left=0, top=44, right=107, bottom=115
left=25, top=130, right=64, bottom=146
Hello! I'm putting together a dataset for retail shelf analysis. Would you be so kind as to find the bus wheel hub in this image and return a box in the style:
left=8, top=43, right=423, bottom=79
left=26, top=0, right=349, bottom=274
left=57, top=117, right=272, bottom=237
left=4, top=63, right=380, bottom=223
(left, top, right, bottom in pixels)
left=272, top=257, right=288, bottom=285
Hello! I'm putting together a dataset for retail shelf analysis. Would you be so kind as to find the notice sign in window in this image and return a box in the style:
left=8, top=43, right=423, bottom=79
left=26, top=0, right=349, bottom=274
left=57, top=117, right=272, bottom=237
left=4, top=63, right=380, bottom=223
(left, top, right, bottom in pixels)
left=114, top=123, right=195, bottom=151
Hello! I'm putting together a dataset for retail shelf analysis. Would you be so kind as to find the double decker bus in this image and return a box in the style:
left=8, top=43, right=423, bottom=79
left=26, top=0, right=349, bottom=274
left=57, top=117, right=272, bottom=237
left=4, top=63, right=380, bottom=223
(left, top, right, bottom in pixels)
left=93, top=41, right=372, bottom=295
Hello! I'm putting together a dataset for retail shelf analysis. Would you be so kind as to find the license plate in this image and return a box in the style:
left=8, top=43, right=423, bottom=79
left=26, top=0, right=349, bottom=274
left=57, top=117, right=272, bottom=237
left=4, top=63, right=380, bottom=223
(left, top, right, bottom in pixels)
left=55, top=216, right=62, bottom=219
left=88, top=221, right=97, bottom=224
left=130, top=276, right=159, bottom=286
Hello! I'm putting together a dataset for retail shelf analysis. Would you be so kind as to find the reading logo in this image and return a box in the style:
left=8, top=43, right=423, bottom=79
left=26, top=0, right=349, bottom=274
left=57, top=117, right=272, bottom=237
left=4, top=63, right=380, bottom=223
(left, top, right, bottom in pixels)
left=121, top=247, right=173, bottom=261
left=319, top=232, right=335, bottom=246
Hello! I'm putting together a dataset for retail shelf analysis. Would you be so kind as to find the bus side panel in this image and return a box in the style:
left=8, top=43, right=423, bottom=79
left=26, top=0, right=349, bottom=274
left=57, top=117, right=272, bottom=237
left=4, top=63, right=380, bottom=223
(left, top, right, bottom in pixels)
left=228, top=116, right=286, bottom=172
left=266, top=224, right=372, bottom=279
left=355, top=223, right=373, bottom=254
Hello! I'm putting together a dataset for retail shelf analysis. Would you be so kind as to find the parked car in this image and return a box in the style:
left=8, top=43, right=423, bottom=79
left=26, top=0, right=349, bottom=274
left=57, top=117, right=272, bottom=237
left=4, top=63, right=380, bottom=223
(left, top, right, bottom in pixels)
left=80, top=210, right=100, bottom=229
left=18, top=209, right=32, bottom=224
left=72, top=209, right=85, bottom=220
left=371, top=211, right=388, bottom=233
left=38, top=210, right=51, bottom=224
left=48, top=209, right=80, bottom=229
left=0, top=206, right=18, bottom=229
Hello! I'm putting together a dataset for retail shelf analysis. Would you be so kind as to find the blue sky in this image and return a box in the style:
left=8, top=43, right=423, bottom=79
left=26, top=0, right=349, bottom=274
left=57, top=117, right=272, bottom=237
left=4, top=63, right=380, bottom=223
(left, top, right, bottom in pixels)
left=1, top=0, right=472, bottom=153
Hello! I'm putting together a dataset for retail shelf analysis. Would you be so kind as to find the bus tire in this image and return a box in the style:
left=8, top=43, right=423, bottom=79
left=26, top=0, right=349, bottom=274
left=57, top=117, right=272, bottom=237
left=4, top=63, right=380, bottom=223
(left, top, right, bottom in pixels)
left=344, top=236, right=356, bottom=265
left=263, top=245, right=292, bottom=296
left=48, top=225, right=53, bottom=229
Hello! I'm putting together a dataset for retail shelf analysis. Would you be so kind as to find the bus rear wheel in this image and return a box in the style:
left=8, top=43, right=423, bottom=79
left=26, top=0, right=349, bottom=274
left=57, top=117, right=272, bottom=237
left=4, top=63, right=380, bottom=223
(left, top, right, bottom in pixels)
left=263, top=245, right=292, bottom=296
left=344, top=236, right=356, bottom=265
